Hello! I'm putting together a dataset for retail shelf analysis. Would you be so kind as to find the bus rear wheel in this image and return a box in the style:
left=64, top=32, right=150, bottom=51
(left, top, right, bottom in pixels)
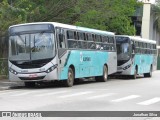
left=24, top=82, right=36, bottom=88
left=144, top=66, right=152, bottom=77
left=64, top=67, right=74, bottom=87
left=96, top=65, right=108, bottom=82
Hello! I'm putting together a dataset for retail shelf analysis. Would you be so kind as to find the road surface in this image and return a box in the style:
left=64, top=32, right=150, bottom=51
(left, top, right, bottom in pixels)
left=0, top=71, right=160, bottom=120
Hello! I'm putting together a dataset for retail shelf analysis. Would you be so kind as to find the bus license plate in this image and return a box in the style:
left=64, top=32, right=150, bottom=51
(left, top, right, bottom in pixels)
left=29, top=74, right=38, bottom=78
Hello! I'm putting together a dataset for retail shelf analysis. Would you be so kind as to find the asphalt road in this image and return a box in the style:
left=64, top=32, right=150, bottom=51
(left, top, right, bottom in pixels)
left=0, top=71, right=160, bottom=120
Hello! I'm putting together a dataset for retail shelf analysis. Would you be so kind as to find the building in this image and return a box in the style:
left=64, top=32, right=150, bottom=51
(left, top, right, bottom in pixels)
left=134, top=0, right=160, bottom=45
left=141, top=0, right=160, bottom=45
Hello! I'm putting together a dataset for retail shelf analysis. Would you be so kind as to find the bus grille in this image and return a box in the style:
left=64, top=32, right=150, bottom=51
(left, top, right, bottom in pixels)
left=10, top=58, right=52, bottom=69
left=15, top=63, right=45, bottom=69
left=19, top=76, right=45, bottom=80
left=117, top=60, right=129, bottom=66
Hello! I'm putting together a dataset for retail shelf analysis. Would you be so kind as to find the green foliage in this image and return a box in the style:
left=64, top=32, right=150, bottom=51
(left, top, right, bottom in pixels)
left=75, top=10, right=106, bottom=30
left=0, top=0, right=141, bottom=36
left=74, top=0, right=140, bottom=35
left=0, top=0, right=26, bottom=35
left=0, top=58, right=8, bottom=76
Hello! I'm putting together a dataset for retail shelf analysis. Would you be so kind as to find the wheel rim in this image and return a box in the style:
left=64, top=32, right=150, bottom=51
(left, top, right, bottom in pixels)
left=68, top=70, right=73, bottom=85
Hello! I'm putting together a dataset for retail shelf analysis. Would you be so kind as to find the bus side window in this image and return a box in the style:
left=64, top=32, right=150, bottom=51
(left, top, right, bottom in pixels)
left=81, top=33, right=88, bottom=49
left=86, top=33, right=92, bottom=41
left=67, top=30, right=75, bottom=39
left=95, top=35, right=101, bottom=50
left=78, top=32, right=85, bottom=40
left=67, top=30, right=77, bottom=49
left=109, top=36, right=114, bottom=43
left=95, top=35, right=101, bottom=42
left=151, top=44, right=154, bottom=54
left=77, top=32, right=84, bottom=48
left=87, top=34, right=96, bottom=49
left=135, top=41, right=138, bottom=47
left=57, top=28, right=66, bottom=48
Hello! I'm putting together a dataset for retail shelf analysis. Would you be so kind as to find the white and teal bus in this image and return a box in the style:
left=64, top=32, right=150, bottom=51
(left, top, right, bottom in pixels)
left=8, top=22, right=117, bottom=87
left=115, top=35, right=157, bottom=79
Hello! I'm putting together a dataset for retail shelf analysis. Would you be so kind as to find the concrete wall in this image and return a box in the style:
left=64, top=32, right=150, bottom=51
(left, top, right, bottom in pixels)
left=141, top=3, right=151, bottom=39
left=141, top=2, right=160, bottom=45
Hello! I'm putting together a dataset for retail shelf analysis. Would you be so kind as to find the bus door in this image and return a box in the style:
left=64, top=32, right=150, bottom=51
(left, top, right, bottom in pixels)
left=56, top=28, right=69, bottom=78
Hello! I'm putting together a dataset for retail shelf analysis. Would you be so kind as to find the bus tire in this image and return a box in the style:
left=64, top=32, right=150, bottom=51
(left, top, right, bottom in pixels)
left=132, top=68, right=137, bottom=79
left=24, top=82, right=36, bottom=88
left=64, top=67, right=74, bottom=87
left=96, top=65, right=108, bottom=82
left=144, top=66, right=152, bottom=77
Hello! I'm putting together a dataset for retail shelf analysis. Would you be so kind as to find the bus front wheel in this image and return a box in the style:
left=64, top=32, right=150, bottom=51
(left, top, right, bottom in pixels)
left=96, top=65, right=108, bottom=82
left=64, top=67, right=74, bottom=87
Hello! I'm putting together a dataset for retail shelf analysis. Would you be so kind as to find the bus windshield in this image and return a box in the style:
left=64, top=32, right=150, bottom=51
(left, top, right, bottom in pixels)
left=9, top=32, right=55, bottom=61
left=116, top=36, right=131, bottom=61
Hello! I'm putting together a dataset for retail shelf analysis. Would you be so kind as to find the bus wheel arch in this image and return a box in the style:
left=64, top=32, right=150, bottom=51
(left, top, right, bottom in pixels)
left=135, top=65, right=138, bottom=73
left=104, top=63, right=108, bottom=70
left=69, top=65, right=75, bottom=76
left=151, top=64, right=153, bottom=71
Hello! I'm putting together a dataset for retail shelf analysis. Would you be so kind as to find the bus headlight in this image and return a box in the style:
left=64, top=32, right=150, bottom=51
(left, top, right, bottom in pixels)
left=46, top=64, right=58, bottom=73
left=9, top=68, right=18, bottom=75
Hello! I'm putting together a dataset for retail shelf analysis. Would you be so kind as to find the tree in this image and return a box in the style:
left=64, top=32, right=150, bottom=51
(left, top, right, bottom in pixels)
left=0, top=0, right=77, bottom=36
left=152, top=0, right=160, bottom=32
left=0, top=0, right=26, bottom=36
left=0, top=0, right=141, bottom=36
left=12, top=0, right=77, bottom=23
left=73, top=0, right=140, bottom=35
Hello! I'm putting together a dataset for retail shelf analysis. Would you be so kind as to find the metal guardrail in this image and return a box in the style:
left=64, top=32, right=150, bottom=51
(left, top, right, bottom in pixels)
left=0, top=58, right=8, bottom=76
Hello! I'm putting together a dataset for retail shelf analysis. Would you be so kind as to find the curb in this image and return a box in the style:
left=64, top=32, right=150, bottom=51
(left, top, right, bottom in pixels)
left=0, top=80, right=24, bottom=91
left=0, top=86, right=10, bottom=91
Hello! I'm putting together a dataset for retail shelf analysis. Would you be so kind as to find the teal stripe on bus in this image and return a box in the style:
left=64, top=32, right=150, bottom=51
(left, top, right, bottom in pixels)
left=131, top=54, right=154, bottom=75
left=59, top=50, right=109, bottom=80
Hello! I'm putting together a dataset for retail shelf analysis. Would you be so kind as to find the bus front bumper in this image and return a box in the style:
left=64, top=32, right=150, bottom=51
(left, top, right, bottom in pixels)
left=9, top=69, right=58, bottom=82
